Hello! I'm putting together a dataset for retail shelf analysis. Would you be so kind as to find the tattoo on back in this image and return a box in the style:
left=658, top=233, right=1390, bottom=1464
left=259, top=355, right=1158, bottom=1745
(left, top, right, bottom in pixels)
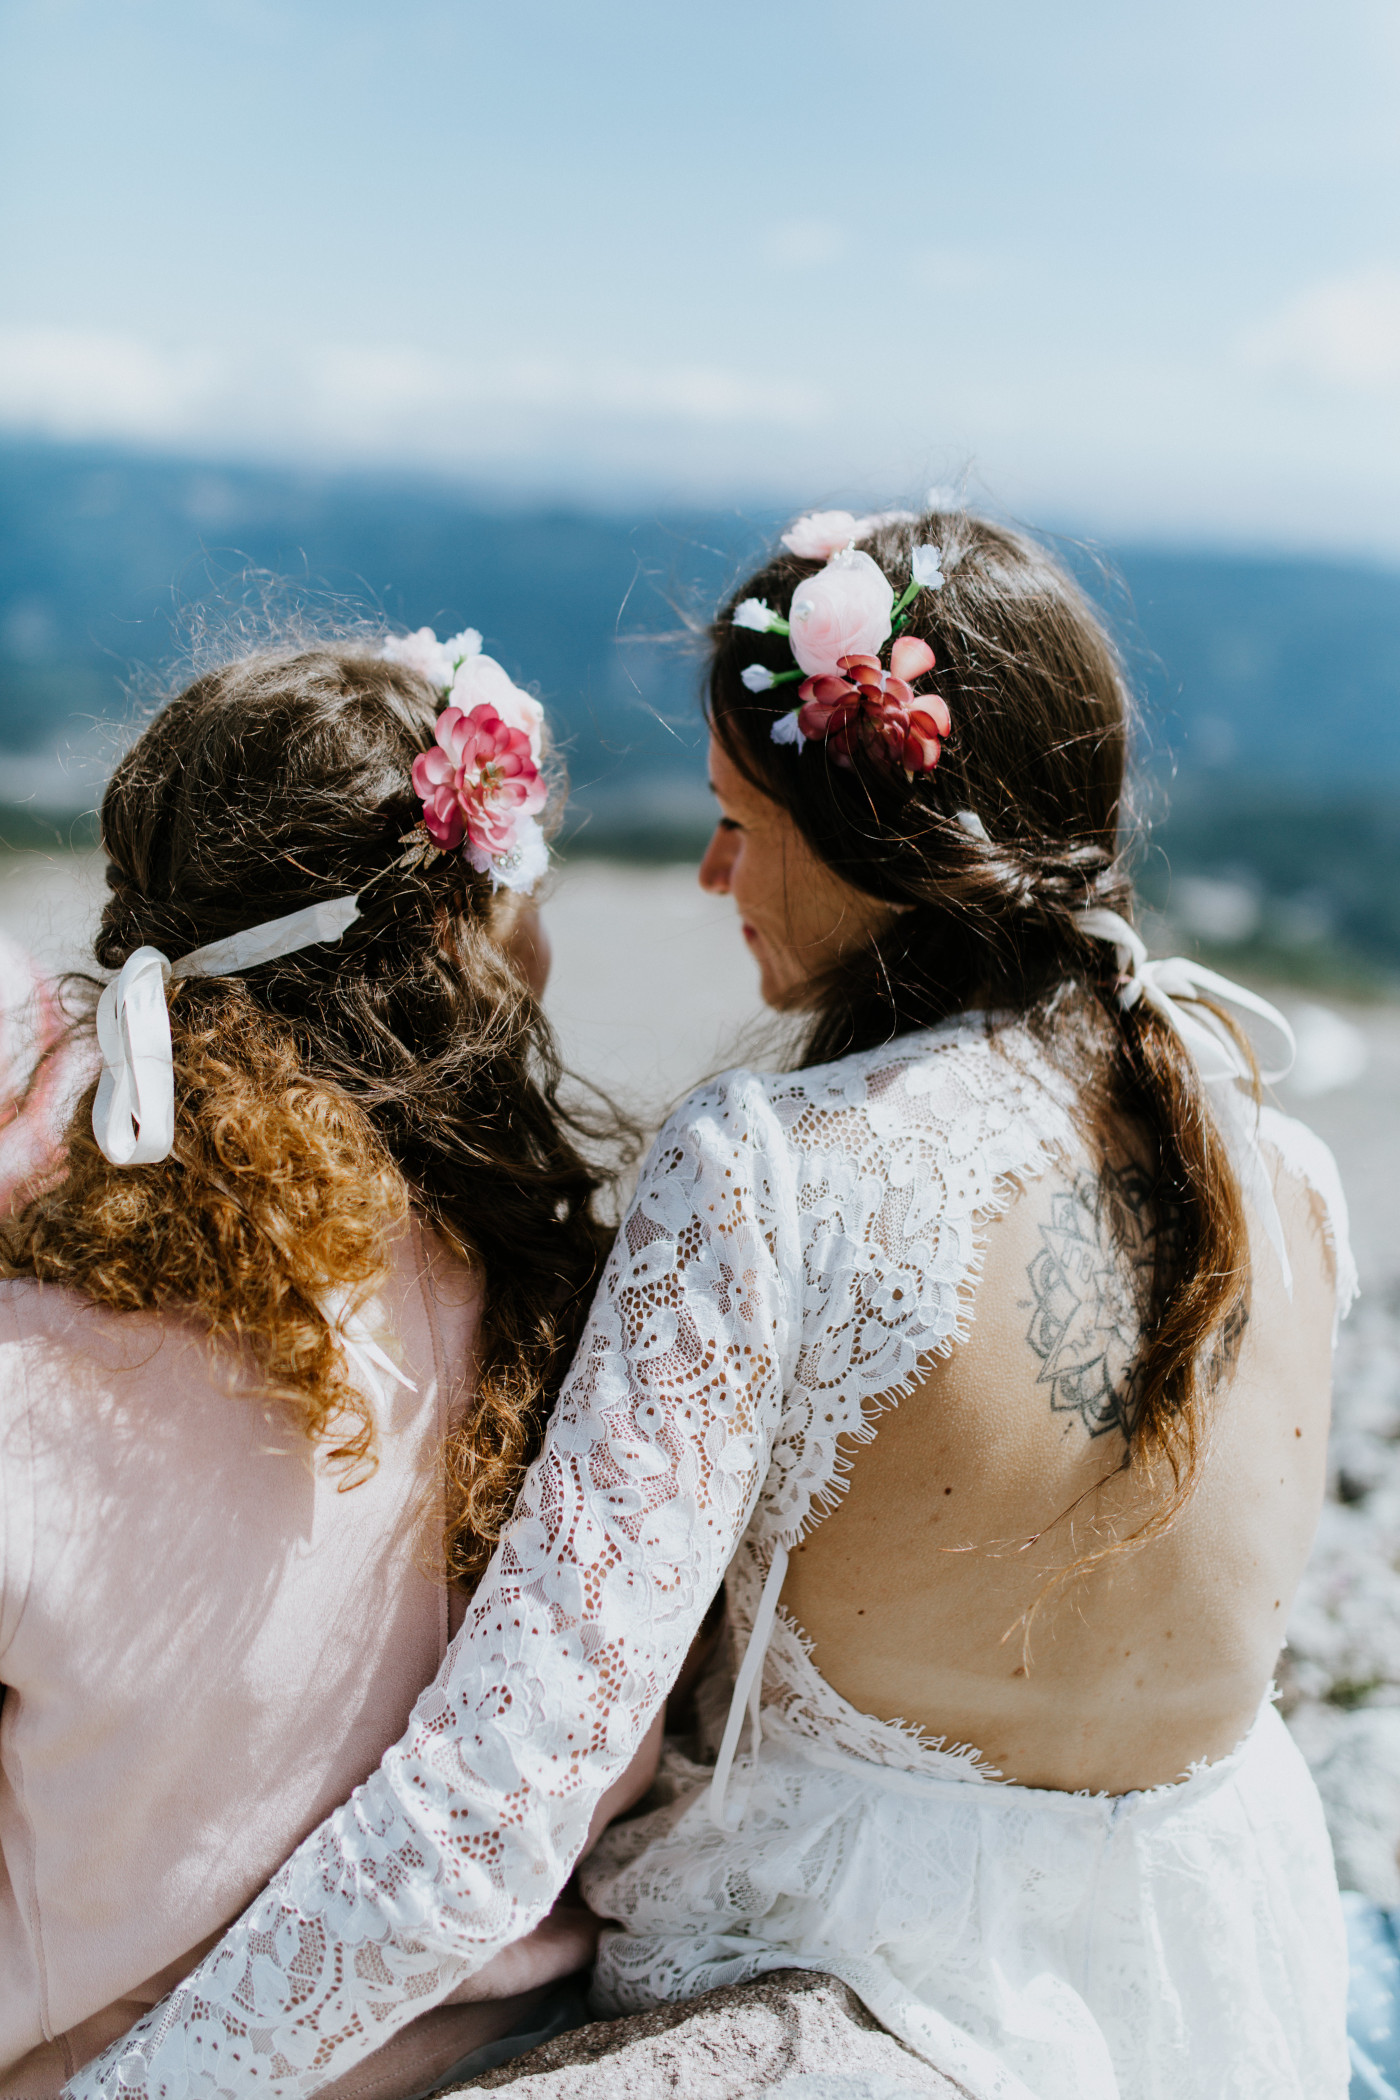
left=1022, top=1162, right=1182, bottom=1441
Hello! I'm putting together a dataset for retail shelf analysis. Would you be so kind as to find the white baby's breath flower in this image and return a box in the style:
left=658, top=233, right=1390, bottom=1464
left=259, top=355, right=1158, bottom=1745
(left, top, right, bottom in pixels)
left=442, top=627, right=482, bottom=666
left=769, top=710, right=805, bottom=747
left=911, top=544, right=946, bottom=590
left=382, top=626, right=456, bottom=691
left=733, top=598, right=781, bottom=633
left=741, top=664, right=777, bottom=693
left=466, top=814, right=550, bottom=894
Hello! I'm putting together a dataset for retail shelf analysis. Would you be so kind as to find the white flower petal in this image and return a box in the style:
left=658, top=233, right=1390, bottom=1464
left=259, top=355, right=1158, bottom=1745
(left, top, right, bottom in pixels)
left=769, top=710, right=805, bottom=747
left=780, top=510, right=860, bottom=560
left=741, top=664, right=776, bottom=692
left=494, top=816, right=550, bottom=894
left=442, top=627, right=483, bottom=664
left=733, top=598, right=779, bottom=633
left=466, top=816, right=550, bottom=893
left=381, top=626, right=456, bottom=691
left=911, top=544, right=946, bottom=590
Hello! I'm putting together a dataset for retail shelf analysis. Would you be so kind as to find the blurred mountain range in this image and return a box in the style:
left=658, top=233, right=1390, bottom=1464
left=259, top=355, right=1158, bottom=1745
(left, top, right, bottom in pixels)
left=2, top=439, right=1398, bottom=981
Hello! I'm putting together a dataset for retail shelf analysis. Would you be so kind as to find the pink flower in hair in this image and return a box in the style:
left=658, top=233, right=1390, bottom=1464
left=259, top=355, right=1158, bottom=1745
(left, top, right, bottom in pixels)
left=796, top=637, right=950, bottom=779
left=788, top=547, right=895, bottom=677
left=448, top=651, right=546, bottom=746
left=412, top=703, right=547, bottom=859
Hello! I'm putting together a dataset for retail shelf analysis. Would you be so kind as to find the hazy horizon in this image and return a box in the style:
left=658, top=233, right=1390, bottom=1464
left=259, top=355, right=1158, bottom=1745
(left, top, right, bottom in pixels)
left=2, top=1, right=1397, bottom=559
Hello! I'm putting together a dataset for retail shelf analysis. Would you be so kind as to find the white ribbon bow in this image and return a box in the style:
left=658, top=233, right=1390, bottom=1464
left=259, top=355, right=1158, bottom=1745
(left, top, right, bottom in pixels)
left=91, top=895, right=362, bottom=1168
left=1073, top=906, right=1296, bottom=1291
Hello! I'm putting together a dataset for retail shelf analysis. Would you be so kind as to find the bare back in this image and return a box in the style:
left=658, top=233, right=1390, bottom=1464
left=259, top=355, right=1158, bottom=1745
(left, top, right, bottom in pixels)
left=783, top=1134, right=1340, bottom=1793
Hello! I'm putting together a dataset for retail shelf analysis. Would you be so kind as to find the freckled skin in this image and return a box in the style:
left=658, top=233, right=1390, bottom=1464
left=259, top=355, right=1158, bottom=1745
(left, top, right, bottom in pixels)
left=697, top=737, right=1340, bottom=1794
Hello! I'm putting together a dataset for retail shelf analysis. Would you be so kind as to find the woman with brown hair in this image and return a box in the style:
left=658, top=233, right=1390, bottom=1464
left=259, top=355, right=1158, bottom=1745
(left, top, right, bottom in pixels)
left=71, top=508, right=1354, bottom=2099
left=0, top=628, right=655, bottom=2099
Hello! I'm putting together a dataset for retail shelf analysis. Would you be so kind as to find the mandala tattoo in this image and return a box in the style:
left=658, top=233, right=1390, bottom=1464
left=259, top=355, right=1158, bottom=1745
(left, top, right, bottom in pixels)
left=1023, top=1162, right=1184, bottom=1441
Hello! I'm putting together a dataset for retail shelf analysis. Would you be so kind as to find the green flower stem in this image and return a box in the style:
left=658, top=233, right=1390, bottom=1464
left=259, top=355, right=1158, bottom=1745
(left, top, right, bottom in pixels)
left=766, top=617, right=791, bottom=636
left=890, top=579, right=923, bottom=620
left=770, top=667, right=803, bottom=686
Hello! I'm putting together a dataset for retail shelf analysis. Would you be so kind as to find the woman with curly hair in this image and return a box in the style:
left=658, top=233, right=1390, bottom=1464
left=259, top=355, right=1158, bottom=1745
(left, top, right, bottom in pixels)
left=71, top=508, right=1354, bottom=2100
left=0, top=629, right=653, bottom=2099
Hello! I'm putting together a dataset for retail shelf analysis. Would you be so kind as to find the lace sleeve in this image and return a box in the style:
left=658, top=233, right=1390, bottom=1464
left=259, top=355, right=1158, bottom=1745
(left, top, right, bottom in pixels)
left=65, top=1075, right=796, bottom=2100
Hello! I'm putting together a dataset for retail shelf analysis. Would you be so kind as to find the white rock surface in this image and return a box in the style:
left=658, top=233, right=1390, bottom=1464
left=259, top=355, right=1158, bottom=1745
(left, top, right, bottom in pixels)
left=457, top=1972, right=965, bottom=2097
left=1282, top=1277, right=1400, bottom=1898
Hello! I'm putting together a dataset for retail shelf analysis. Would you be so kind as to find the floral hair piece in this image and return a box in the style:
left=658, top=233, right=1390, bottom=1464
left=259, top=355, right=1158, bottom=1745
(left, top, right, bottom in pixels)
left=735, top=516, right=950, bottom=781
left=382, top=627, right=549, bottom=892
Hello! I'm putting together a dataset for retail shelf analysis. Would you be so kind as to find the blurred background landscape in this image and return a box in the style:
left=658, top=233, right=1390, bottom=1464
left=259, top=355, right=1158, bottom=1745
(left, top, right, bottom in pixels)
left=4, top=435, right=1399, bottom=993
left=2, top=0, right=1400, bottom=1874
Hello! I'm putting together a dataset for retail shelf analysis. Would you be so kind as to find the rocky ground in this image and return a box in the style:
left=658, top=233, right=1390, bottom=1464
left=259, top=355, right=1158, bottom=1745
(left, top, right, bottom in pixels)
left=460, top=1973, right=957, bottom=2097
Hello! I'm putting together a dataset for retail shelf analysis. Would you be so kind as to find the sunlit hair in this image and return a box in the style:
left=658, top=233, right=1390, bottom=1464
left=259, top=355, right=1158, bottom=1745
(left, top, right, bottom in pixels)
left=709, top=507, right=1251, bottom=1562
left=4, top=643, right=629, bottom=1589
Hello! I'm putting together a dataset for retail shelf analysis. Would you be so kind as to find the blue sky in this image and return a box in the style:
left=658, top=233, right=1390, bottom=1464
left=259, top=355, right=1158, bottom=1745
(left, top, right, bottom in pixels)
left=2, top=0, right=1398, bottom=552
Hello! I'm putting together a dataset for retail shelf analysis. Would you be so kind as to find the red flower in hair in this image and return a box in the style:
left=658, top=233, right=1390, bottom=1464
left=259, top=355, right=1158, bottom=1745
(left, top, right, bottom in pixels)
left=796, top=635, right=950, bottom=779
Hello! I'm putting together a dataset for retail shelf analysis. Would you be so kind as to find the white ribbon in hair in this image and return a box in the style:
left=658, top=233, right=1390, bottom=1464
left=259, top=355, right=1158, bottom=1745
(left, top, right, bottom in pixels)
left=92, top=894, right=362, bottom=1168
left=1072, top=906, right=1296, bottom=1291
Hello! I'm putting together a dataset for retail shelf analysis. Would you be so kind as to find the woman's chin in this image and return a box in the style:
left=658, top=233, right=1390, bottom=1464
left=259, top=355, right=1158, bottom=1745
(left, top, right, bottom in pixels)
left=757, top=964, right=815, bottom=1014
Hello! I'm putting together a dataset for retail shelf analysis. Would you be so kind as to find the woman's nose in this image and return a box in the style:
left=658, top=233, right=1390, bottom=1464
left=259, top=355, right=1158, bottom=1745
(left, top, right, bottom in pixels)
left=698, top=826, right=734, bottom=895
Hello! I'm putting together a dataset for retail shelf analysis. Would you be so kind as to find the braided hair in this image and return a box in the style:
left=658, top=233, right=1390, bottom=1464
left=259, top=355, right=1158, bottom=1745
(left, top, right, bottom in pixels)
left=709, top=509, right=1249, bottom=1544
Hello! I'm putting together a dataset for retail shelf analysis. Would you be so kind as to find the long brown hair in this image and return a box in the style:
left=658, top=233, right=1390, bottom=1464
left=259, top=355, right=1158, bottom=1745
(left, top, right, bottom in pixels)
left=5, top=643, right=627, bottom=1589
left=710, top=508, right=1250, bottom=1544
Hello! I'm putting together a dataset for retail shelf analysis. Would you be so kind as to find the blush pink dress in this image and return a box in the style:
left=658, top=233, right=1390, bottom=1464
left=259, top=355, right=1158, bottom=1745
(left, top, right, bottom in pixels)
left=0, top=1178, right=617, bottom=2098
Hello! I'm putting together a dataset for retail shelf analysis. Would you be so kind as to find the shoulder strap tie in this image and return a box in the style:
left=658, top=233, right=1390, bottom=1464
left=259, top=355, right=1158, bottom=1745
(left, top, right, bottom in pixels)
left=1072, top=907, right=1297, bottom=1292
left=708, top=1541, right=789, bottom=1828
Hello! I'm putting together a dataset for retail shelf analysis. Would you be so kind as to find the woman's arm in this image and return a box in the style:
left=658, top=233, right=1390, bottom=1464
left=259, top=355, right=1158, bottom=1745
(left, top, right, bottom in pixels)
left=66, top=1074, right=795, bottom=2100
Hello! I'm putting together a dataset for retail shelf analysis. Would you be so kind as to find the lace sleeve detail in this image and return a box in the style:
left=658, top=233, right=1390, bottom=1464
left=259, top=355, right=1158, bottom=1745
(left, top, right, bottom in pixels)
left=752, top=1026, right=1076, bottom=1547
left=65, top=1077, right=797, bottom=2100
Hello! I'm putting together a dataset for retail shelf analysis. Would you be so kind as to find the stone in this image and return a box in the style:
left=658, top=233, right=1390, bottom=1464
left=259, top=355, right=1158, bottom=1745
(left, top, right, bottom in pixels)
left=453, top=1970, right=967, bottom=2098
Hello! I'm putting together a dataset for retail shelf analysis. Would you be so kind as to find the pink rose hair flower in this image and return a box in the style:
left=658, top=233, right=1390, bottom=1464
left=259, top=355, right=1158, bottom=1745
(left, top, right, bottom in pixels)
left=386, top=624, right=552, bottom=891
left=788, top=548, right=895, bottom=677
left=411, top=702, right=548, bottom=873
left=796, top=636, right=951, bottom=780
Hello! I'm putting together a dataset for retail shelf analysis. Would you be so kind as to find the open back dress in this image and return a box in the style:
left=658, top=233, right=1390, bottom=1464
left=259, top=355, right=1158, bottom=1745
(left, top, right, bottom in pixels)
left=67, top=1018, right=1356, bottom=2100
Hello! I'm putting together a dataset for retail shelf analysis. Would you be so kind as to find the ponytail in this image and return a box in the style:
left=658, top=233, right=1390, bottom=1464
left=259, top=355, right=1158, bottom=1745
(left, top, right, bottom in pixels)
left=709, top=504, right=1255, bottom=1556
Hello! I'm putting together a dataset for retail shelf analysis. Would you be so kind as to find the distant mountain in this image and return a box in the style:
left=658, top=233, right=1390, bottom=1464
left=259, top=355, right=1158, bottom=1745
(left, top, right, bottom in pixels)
left=0, top=439, right=751, bottom=800
left=3, top=438, right=1398, bottom=792
left=2, top=438, right=1398, bottom=977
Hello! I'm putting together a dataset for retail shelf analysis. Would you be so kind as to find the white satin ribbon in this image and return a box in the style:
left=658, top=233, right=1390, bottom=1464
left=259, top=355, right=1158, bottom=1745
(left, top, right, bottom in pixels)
left=91, top=894, right=361, bottom=1167
left=1073, top=906, right=1297, bottom=1291
left=93, top=948, right=177, bottom=1167
left=708, top=1541, right=789, bottom=1828
left=320, top=1285, right=418, bottom=1403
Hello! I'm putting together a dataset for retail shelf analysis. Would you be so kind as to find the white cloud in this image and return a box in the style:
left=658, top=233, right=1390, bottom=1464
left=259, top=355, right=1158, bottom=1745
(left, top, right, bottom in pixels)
left=0, top=325, right=830, bottom=463
left=1240, top=265, right=1400, bottom=389
left=0, top=327, right=227, bottom=443
left=764, top=218, right=847, bottom=270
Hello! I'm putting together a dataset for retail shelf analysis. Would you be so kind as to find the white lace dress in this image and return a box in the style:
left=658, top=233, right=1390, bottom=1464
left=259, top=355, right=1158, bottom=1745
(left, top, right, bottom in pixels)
left=64, top=1021, right=1354, bottom=2100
